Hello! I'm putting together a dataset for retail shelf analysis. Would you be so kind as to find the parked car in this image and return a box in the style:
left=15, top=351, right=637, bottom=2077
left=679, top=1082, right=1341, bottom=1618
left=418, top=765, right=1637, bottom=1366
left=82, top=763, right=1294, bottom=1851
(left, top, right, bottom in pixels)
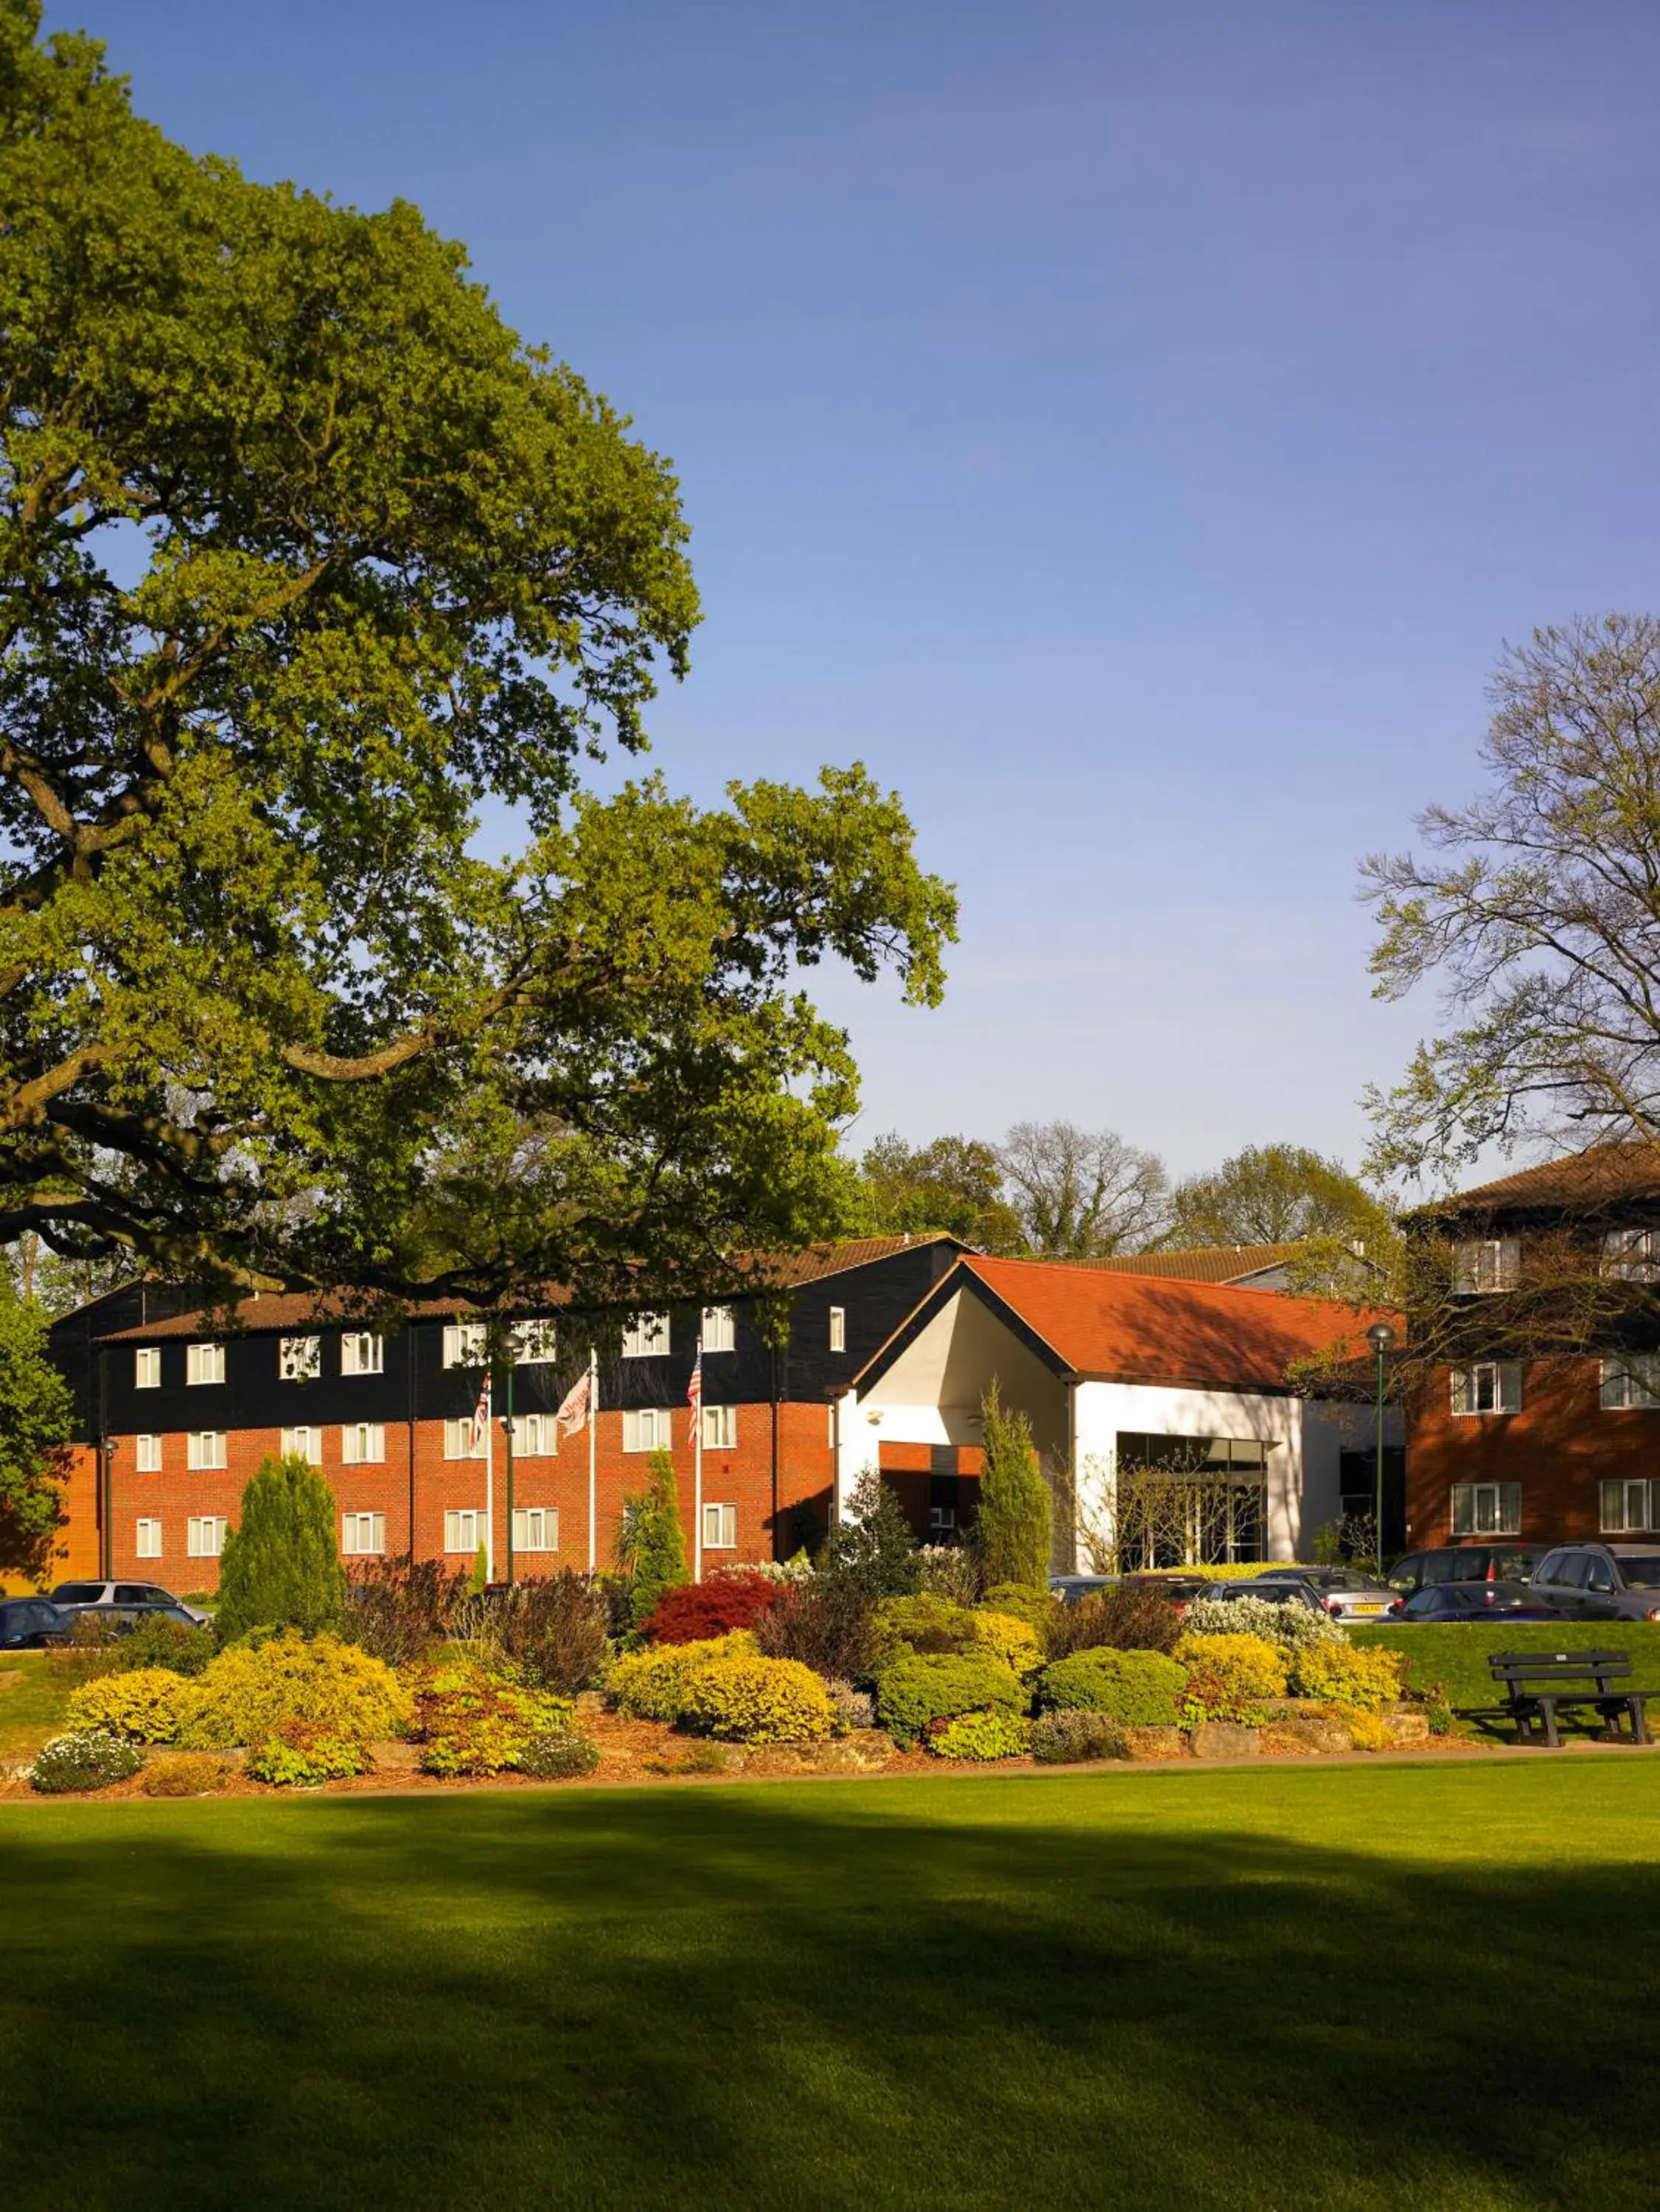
left=1207, top=1578, right=1328, bottom=1614
left=49, top=1579, right=210, bottom=1627
left=1527, top=1545, right=1660, bottom=1623
left=1250, top=1566, right=1402, bottom=1622
left=1048, top=1574, right=1120, bottom=1605
left=1120, top=1573, right=1212, bottom=1615
left=1392, top=1581, right=1565, bottom=1624
left=0, top=1597, right=72, bottom=1649
left=1387, top=1545, right=1548, bottom=1594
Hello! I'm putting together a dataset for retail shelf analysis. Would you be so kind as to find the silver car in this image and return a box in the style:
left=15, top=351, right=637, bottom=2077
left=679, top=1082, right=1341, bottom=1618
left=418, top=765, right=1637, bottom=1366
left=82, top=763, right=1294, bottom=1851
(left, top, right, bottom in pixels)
left=1527, top=1545, right=1660, bottom=1624
left=1249, top=1566, right=1403, bottom=1624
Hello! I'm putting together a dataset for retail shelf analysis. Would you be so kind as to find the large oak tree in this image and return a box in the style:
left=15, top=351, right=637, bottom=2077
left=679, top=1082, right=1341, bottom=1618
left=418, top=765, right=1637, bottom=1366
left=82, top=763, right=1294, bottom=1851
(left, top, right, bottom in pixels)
left=0, top=5, right=955, bottom=1304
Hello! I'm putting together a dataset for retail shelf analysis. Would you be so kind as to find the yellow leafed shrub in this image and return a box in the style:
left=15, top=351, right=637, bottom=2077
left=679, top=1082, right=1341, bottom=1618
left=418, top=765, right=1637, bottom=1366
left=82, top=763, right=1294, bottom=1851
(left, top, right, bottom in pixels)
left=1174, top=1632, right=1287, bottom=1723
left=684, top=1653, right=834, bottom=1743
left=966, top=1610, right=1044, bottom=1678
left=177, top=1631, right=411, bottom=1750
left=66, top=1667, right=187, bottom=1744
left=1290, top=1641, right=1405, bottom=1711
left=1343, top=1710, right=1396, bottom=1752
left=606, top=1632, right=756, bottom=1722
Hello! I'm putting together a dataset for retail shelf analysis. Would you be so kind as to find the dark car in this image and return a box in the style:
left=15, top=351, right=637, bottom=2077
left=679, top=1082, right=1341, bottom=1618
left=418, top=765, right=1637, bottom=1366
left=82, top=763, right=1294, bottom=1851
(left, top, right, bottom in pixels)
left=1527, top=1544, right=1660, bottom=1623
left=1048, top=1574, right=1120, bottom=1606
left=0, top=1597, right=71, bottom=1649
left=1120, top=1573, right=1212, bottom=1614
left=1387, top=1545, right=1547, bottom=1595
left=1393, top=1581, right=1565, bottom=1624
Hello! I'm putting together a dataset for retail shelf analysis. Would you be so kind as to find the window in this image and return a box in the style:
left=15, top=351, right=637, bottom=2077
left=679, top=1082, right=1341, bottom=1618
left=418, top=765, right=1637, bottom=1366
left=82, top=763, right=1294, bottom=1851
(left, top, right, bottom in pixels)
left=1603, top=1228, right=1660, bottom=1281
left=134, top=1347, right=160, bottom=1389
left=340, top=1332, right=383, bottom=1376
left=1601, top=1478, right=1660, bottom=1534
left=278, top=1335, right=321, bottom=1382
left=341, top=1422, right=386, bottom=1465
left=444, top=1509, right=484, bottom=1553
left=512, top=1506, right=557, bottom=1552
left=1600, top=1354, right=1660, bottom=1410
left=511, top=1413, right=553, bottom=1457
left=186, top=1341, right=226, bottom=1386
left=186, top=1517, right=227, bottom=1558
left=135, top=1518, right=162, bottom=1559
left=702, top=1502, right=737, bottom=1550
left=135, top=1433, right=162, bottom=1474
left=442, top=1321, right=488, bottom=1369
left=701, top=1305, right=736, bottom=1353
left=1453, top=1238, right=1521, bottom=1294
left=701, top=1403, right=737, bottom=1450
left=623, top=1312, right=670, bottom=1358
left=444, top=1419, right=487, bottom=1461
left=1449, top=1361, right=1522, bottom=1416
left=513, top=1319, right=557, bottom=1365
left=341, top=1512, right=386, bottom=1557
left=621, top=1407, right=666, bottom=1453
left=280, top=1426, right=324, bottom=1465
left=186, top=1430, right=227, bottom=1470
left=829, top=1306, right=846, bottom=1353
left=1451, top=1482, right=1521, bottom=1537
left=929, top=1503, right=957, bottom=1535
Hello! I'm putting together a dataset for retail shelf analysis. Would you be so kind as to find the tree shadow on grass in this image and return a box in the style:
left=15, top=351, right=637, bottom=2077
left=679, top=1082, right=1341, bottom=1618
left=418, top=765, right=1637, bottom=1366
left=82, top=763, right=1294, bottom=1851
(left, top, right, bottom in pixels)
left=0, top=1767, right=1656, bottom=2212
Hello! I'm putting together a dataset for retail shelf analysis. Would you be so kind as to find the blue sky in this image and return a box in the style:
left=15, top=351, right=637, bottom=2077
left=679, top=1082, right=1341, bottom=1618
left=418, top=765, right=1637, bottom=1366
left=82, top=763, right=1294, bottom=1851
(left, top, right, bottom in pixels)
left=57, top=0, right=1660, bottom=1182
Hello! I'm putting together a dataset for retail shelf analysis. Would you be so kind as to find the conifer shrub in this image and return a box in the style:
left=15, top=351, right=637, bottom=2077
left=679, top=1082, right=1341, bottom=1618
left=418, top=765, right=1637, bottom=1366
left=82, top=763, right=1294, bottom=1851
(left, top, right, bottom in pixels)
left=626, top=1450, right=690, bottom=1627
left=1173, top=1632, right=1288, bottom=1724
left=215, top=1455, right=347, bottom=1646
left=1288, top=1641, right=1405, bottom=1711
left=817, top=1470, right=921, bottom=1598
left=178, top=1630, right=410, bottom=1750
left=876, top=1593, right=979, bottom=1655
left=1181, top=1595, right=1345, bottom=1652
left=66, top=1666, right=187, bottom=1743
left=966, top=1610, right=1044, bottom=1677
left=29, top=1728, right=143, bottom=1793
left=644, top=1571, right=787, bottom=1645
left=980, top=1582, right=1061, bottom=1635
left=875, top=1652, right=1025, bottom=1745
left=139, top=1753, right=230, bottom=1798
left=685, top=1653, right=835, bottom=1743
left=1343, top=1709, right=1396, bottom=1752
left=1038, top=1648, right=1187, bottom=1725
left=606, top=1632, right=755, bottom=1722
left=972, top=1382, right=1051, bottom=1590
left=927, top=1708, right=1030, bottom=1761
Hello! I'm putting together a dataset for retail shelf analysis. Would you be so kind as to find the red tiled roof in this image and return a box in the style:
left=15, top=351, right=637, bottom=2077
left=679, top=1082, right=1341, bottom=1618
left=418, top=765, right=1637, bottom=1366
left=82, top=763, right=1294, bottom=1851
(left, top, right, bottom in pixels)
left=960, top=1255, right=1393, bottom=1391
left=1073, top=1242, right=1305, bottom=1284
left=1423, top=1141, right=1660, bottom=1214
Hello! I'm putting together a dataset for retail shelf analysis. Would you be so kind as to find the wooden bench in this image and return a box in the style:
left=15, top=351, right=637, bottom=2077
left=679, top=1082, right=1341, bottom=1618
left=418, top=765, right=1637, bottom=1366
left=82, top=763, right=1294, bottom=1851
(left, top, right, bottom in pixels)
left=1488, top=1649, right=1653, bottom=1747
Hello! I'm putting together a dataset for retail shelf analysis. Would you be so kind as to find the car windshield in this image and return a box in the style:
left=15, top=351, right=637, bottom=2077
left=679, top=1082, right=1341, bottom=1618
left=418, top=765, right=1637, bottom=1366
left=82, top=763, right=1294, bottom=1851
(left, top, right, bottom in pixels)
left=1617, top=1556, right=1660, bottom=1588
left=1337, top=1574, right=1395, bottom=1594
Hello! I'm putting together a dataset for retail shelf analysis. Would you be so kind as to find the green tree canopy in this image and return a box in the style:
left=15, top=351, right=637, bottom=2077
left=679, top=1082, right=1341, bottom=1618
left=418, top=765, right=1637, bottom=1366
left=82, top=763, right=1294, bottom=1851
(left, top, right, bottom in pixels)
left=215, top=1453, right=346, bottom=1644
left=818, top=1469, right=921, bottom=1598
left=0, top=1281, right=72, bottom=1576
left=1168, top=1144, right=1392, bottom=1252
left=627, top=1448, right=688, bottom=1626
left=0, top=3, right=954, bottom=1304
left=856, top=1132, right=1024, bottom=1251
left=972, top=1381, right=1050, bottom=1590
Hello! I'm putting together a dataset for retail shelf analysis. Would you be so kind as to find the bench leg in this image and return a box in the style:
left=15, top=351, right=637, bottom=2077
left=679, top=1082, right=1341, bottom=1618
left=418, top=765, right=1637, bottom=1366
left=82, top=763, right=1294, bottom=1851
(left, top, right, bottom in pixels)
left=1537, top=1697, right=1560, bottom=1749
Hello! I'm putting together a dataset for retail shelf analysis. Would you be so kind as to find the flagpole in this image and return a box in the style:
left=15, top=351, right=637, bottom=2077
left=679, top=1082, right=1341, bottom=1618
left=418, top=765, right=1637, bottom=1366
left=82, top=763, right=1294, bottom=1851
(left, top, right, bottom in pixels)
left=587, top=1346, right=598, bottom=1574
left=484, top=1370, right=495, bottom=1585
left=504, top=1352, right=515, bottom=1587
left=693, top=1335, right=704, bottom=1583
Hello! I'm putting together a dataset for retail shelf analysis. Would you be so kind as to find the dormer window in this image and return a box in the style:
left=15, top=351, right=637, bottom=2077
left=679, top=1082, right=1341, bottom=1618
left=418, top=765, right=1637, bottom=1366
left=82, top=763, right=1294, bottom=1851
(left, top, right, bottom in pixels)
left=1603, top=1228, right=1660, bottom=1281
left=442, top=1321, right=489, bottom=1369
left=623, top=1312, right=670, bottom=1358
left=1452, top=1238, right=1520, bottom=1294
left=279, top=1335, right=321, bottom=1382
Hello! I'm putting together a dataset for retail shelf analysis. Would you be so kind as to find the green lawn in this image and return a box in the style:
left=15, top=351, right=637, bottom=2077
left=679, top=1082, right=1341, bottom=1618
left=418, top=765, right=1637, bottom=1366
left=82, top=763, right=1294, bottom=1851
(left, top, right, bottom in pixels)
left=1, top=1764, right=1657, bottom=2211
left=0, top=1653, right=69, bottom=1761
left=1353, top=1619, right=1660, bottom=1725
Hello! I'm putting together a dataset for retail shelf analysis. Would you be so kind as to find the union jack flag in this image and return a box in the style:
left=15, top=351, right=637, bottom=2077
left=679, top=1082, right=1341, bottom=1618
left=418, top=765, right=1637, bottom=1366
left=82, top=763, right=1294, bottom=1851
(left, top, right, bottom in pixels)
left=687, top=1340, right=703, bottom=1445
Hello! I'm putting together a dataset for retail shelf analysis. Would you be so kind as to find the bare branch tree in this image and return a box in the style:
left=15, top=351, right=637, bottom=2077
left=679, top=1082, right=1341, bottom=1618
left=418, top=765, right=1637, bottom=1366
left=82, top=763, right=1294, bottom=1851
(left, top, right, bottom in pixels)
left=998, top=1121, right=1168, bottom=1256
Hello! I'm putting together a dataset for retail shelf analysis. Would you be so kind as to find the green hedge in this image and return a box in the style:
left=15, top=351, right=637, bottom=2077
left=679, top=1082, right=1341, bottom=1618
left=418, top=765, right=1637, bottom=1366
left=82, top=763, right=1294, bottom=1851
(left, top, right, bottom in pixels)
left=1351, top=1620, right=1660, bottom=1722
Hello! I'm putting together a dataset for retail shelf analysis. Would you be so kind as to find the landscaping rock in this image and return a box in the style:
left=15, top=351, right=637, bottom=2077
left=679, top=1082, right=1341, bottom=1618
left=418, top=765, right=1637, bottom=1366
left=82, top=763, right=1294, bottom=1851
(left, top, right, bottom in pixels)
left=1122, top=1725, right=1190, bottom=1761
left=1188, top=1722, right=1260, bottom=1761
left=1385, top=1708, right=1431, bottom=1747
left=1260, top=1717, right=1350, bottom=1756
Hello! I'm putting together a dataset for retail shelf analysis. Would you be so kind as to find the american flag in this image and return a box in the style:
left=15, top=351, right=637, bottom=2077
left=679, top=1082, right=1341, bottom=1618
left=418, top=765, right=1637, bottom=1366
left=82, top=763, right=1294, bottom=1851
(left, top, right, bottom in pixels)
left=555, top=1366, right=591, bottom=1436
left=687, top=1339, right=703, bottom=1444
left=467, top=1375, right=491, bottom=1454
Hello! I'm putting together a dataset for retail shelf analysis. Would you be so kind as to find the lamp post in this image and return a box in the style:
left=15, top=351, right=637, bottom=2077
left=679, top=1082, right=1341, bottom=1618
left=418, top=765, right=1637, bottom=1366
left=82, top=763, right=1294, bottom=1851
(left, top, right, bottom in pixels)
left=1365, top=1321, right=1395, bottom=1576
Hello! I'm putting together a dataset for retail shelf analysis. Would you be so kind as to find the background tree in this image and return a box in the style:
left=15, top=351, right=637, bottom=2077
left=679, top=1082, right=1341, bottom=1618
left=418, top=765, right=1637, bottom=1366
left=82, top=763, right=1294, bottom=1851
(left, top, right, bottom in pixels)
left=625, top=1450, right=688, bottom=1627
left=215, top=1455, right=346, bottom=1644
left=856, top=1132, right=1024, bottom=1251
left=998, top=1121, right=1168, bottom=1257
left=0, top=1284, right=73, bottom=1577
left=0, top=3, right=954, bottom=1304
left=1168, top=1144, right=1393, bottom=1252
left=972, top=1381, right=1050, bottom=1588
left=817, top=1470, right=921, bottom=1598
left=1365, top=613, right=1660, bottom=1178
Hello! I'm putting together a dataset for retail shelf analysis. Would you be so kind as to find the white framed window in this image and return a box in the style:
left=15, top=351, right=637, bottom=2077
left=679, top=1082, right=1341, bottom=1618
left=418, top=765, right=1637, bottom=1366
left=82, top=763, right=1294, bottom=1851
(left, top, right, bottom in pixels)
left=511, top=1413, right=553, bottom=1457
left=1600, top=1354, right=1660, bottom=1411
left=930, top=1503, right=957, bottom=1534
left=279, top=1335, right=321, bottom=1382
left=135, top=1433, right=163, bottom=1474
left=444, top=1418, right=487, bottom=1461
left=135, top=1517, right=162, bottom=1559
left=701, top=1305, right=736, bottom=1353
left=623, top=1312, right=670, bottom=1358
left=701, top=1403, right=737, bottom=1450
left=186, top=1341, right=226, bottom=1387
left=829, top=1306, right=846, bottom=1353
left=186, top=1516, right=227, bottom=1558
left=186, top=1430, right=227, bottom=1470
left=341, top=1512, right=387, bottom=1557
left=442, top=1321, right=489, bottom=1369
left=134, top=1347, right=161, bottom=1389
left=512, top=1506, right=557, bottom=1552
left=341, top=1422, right=386, bottom=1466
left=1451, top=1482, right=1521, bottom=1537
left=621, top=1406, right=666, bottom=1453
left=702, top=1501, right=737, bottom=1550
left=444, top=1509, right=484, bottom=1553
left=280, top=1425, right=324, bottom=1465
left=1453, top=1238, right=1520, bottom=1294
left=1600, top=1478, right=1660, bottom=1535
left=340, top=1332, right=383, bottom=1376
left=1450, top=1361, right=1522, bottom=1416
left=1603, top=1228, right=1660, bottom=1281
left=513, top=1318, right=557, bottom=1365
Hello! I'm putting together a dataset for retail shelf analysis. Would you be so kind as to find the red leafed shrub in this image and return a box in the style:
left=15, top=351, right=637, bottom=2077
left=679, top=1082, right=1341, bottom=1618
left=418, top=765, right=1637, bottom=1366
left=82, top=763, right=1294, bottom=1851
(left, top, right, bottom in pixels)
left=644, top=1573, right=787, bottom=1644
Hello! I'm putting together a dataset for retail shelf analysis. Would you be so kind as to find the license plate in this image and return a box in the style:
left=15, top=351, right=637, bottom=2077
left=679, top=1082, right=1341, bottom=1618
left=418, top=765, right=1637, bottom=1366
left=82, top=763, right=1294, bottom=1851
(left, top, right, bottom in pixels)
left=1350, top=1602, right=1385, bottom=1615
